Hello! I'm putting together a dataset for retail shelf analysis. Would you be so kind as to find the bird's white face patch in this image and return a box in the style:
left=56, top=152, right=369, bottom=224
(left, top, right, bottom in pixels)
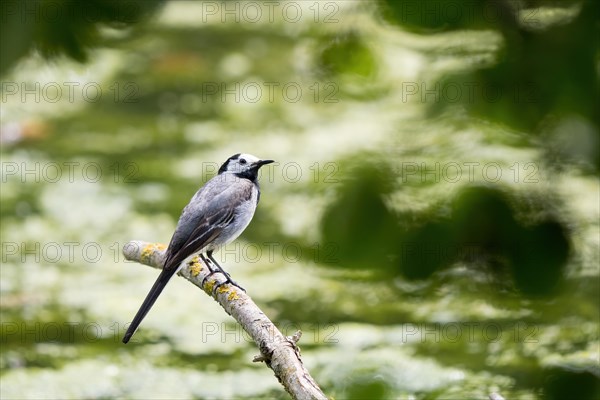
left=225, top=153, right=261, bottom=173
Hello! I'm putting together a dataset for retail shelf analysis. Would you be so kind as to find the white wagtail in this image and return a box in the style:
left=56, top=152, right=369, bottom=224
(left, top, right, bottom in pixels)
left=123, top=153, right=274, bottom=344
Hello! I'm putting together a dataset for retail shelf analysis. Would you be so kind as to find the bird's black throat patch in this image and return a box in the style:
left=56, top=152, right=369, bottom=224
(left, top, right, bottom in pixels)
left=234, top=168, right=259, bottom=182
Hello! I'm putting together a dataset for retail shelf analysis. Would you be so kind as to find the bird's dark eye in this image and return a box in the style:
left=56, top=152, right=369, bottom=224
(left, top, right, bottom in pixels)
left=239, top=159, right=247, bottom=165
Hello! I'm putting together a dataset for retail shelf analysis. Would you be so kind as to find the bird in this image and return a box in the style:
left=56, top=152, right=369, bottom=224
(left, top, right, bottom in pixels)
left=122, top=153, right=274, bottom=344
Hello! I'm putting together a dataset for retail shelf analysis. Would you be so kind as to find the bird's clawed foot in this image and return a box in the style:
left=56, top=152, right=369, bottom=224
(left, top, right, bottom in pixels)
left=199, top=254, right=246, bottom=293
left=214, top=276, right=246, bottom=293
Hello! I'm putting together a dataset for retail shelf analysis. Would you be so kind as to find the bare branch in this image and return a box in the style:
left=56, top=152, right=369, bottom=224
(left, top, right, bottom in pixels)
left=123, top=240, right=328, bottom=400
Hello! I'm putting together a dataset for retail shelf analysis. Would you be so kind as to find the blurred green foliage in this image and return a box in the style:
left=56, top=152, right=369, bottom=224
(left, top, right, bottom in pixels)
left=322, top=168, right=571, bottom=296
left=1, top=1, right=598, bottom=398
left=400, top=219, right=454, bottom=280
left=321, top=161, right=398, bottom=272
left=543, top=367, right=600, bottom=400
left=318, top=31, right=376, bottom=79
left=0, top=0, right=164, bottom=75
left=378, top=0, right=599, bottom=170
left=378, top=0, right=519, bottom=31
left=344, top=377, right=391, bottom=400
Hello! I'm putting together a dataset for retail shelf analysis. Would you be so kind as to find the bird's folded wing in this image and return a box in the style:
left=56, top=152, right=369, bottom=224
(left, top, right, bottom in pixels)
left=163, top=205, right=236, bottom=271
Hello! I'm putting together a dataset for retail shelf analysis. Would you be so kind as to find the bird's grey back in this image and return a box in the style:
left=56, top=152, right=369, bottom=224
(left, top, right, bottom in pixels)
left=165, top=174, right=257, bottom=264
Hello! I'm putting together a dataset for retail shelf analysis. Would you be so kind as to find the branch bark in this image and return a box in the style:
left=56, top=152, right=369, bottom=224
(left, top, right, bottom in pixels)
left=123, top=240, right=327, bottom=400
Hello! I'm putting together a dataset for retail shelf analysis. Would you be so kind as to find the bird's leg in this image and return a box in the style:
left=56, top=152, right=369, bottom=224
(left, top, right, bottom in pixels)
left=200, top=254, right=217, bottom=287
left=207, top=251, right=246, bottom=292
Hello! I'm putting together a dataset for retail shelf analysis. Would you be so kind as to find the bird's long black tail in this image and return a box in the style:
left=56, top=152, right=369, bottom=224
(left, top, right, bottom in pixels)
left=122, top=265, right=177, bottom=344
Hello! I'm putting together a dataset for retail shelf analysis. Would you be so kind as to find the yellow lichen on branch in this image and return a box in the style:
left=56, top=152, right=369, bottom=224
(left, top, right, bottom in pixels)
left=122, top=239, right=327, bottom=400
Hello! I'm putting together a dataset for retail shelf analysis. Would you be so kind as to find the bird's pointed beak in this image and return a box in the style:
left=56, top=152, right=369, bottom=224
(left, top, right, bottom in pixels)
left=256, top=159, right=274, bottom=167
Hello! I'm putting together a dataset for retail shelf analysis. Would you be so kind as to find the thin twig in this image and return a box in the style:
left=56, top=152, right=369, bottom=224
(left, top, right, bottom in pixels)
left=122, top=240, right=327, bottom=400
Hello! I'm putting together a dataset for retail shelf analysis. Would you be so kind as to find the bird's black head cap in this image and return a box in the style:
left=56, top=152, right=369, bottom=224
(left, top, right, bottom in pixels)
left=218, top=153, right=274, bottom=182
left=218, top=153, right=241, bottom=174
